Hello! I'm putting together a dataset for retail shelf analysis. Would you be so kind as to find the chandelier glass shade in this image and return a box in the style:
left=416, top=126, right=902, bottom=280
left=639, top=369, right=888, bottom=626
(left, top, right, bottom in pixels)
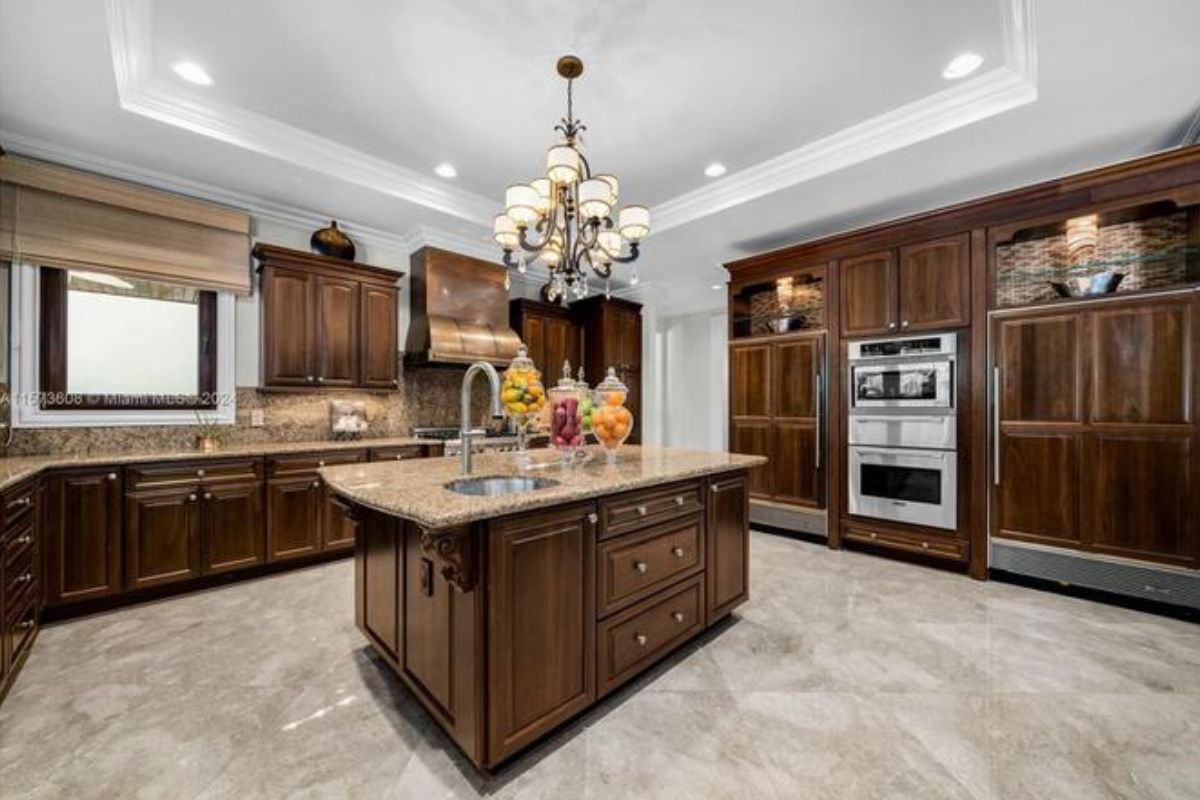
left=494, top=55, right=649, bottom=303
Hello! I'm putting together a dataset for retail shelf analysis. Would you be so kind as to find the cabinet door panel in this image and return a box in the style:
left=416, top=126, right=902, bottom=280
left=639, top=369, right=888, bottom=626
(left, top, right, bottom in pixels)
left=487, top=504, right=595, bottom=764
left=996, top=433, right=1079, bottom=545
left=543, top=316, right=574, bottom=377
left=773, top=338, right=819, bottom=419
left=772, top=421, right=820, bottom=507
left=323, top=491, right=359, bottom=551
left=360, top=286, right=398, bottom=388
left=266, top=477, right=321, bottom=561
left=996, top=313, right=1084, bottom=423
left=897, top=234, right=970, bottom=331
left=404, top=526, right=452, bottom=710
left=203, top=481, right=264, bottom=574
left=125, top=487, right=201, bottom=590
left=522, top=315, right=546, bottom=372
left=261, top=267, right=315, bottom=386
left=730, top=344, right=771, bottom=418
left=707, top=473, right=749, bottom=621
left=1085, top=433, right=1195, bottom=566
left=45, top=470, right=123, bottom=605
left=1090, top=301, right=1192, bottom=424
left=840, top=250, right=896, bottom=337
left=359, top=513, right=401, bottom=661
left=315, top=276, right=359, bottom=386
left=731, top=420, right=772, bottom=499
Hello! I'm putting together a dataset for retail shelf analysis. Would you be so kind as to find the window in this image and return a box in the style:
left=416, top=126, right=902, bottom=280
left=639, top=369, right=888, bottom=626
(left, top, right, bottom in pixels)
left=39, top=267, right=217, bottom=409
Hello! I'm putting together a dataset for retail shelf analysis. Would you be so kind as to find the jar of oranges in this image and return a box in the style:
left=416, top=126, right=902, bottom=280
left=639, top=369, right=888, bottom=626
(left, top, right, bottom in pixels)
left=592, top=367, right=634, bottom=462
left=500, top=345, right=546, bottom=464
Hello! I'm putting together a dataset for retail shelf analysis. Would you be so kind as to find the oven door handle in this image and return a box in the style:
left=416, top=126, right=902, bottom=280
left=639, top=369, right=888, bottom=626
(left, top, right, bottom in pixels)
left=849, top=415, right=952, bottom=423
left=852, top=446, right=950, bottom=463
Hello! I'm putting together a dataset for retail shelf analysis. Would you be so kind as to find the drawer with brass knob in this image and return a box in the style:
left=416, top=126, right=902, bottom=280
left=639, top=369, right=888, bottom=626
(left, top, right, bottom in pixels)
left=599, top=479, right=704, bottom=539
left=597, top=574, right=704, bottom=696
left=596, top=514, right=704, bottom=616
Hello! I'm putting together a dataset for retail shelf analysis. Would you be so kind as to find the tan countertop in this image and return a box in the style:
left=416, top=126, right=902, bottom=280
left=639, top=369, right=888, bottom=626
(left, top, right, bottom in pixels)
left=0, top=436, right=436, bottom=492
left=319, top=445, right=766, bottom=529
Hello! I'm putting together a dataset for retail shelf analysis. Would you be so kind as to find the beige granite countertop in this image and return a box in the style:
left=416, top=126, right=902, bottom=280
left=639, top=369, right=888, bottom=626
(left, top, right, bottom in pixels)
left=0, top=435, right=437, bottom=492
left=319, top=445, right=766, bottom=529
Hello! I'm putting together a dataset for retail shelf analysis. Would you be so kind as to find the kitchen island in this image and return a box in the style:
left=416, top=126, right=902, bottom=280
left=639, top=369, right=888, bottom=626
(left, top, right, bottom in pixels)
left=320, top=445, right=764, bottom=768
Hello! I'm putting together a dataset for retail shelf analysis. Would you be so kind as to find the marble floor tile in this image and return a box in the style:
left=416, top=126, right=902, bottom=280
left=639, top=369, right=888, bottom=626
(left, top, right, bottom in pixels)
left=1, top=535, right=1198, bottom=799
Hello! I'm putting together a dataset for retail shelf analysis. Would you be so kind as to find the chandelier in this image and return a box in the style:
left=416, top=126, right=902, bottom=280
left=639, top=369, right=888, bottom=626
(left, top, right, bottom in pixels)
left=493, top=55, right=650, bottom=303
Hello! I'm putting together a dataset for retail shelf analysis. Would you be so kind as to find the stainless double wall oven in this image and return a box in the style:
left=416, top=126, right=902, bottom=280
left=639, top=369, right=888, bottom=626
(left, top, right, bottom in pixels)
left=847, top=332, right=958, bottom=531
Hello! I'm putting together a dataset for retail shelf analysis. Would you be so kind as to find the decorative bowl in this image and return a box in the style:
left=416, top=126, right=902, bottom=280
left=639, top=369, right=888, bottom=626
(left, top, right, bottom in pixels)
left=1049, top=271, right=1124, bottom=298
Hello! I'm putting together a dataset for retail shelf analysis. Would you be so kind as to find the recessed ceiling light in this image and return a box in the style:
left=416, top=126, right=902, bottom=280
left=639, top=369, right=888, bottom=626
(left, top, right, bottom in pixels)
left=711, top=283, right=724, bottom=291
left=941, top=52, right=983, bottom=80
left=171, top=61, right=213, bottom=86
left=434, top=163, right=458, bottom=178
left=704, top=162, right=727, bottom=178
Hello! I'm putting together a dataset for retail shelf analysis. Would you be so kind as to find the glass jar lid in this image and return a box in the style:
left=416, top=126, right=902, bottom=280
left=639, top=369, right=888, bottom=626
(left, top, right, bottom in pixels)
left=573, top=365, right=590, bottom=391
left=595, top=366, right=627, bottom=394
left=555, top=359, right=577, bottom=389
left=508, top=344, right=537, bottom=375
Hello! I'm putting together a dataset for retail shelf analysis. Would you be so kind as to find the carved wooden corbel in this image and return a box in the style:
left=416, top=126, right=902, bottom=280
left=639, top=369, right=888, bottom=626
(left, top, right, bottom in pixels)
left=418, top=525, right=476, bottom=592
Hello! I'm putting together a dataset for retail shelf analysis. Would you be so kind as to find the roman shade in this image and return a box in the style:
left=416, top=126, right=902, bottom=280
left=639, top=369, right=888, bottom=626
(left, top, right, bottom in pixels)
left=0, top=154, right=252, bottom=294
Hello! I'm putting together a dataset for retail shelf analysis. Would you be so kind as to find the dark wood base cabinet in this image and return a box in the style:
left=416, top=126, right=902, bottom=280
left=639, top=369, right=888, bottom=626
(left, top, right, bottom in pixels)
left=353, top=471, right=751, bottom=769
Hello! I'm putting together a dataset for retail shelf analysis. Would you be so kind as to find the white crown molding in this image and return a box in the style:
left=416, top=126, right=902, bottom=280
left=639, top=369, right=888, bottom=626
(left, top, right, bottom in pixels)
left=652, top=0, right=1039, bottom=233
left=1182, top=106, right=1200, bottom=147
left=103, top=0, right=495, bottom=227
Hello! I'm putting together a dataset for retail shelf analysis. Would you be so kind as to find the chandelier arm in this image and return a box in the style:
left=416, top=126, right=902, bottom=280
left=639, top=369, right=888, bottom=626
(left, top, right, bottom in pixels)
left=609, top=241, right=641, bottom=264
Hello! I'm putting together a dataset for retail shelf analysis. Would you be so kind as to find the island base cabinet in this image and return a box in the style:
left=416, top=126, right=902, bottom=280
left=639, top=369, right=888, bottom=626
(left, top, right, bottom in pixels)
left=486, top=504, right=596, bottom=766
left=707, top=473, right=750, bottom=621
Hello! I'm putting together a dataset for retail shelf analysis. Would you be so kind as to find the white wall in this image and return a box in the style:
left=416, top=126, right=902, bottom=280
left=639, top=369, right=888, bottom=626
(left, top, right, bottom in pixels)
left=651, top=308, right=728, bottom=452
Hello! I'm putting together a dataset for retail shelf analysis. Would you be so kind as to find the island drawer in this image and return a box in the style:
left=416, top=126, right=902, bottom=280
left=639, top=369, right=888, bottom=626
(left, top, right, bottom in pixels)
left=5, top=584, right=39, bottom=671
left=2, top=480, right=36, bottom=530
left=597, top=513, right=704, bottom=616
left=3, top=518, right=36, bottom=600
left=597, top=573, right=704, bottom=696
left=842, top=523, right=968, bottom=562
left=267, top=450, right=365, bottom=477
left=127, top=458, right=264, bottom=490
left=599, top=480, right=705, bottom=539
left=368, top=445, right=426, bottom=462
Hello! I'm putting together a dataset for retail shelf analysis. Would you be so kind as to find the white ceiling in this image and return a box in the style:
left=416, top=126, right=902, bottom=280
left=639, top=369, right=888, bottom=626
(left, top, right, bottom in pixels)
left=1, top=0, right=1198, bottom=315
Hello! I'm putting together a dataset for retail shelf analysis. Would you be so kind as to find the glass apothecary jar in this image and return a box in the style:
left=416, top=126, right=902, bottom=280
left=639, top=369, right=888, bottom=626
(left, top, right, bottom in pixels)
left=547, top=361, right=584, bottom=462
left=592, top=367, right=633, bottom=463
left=500, top=345, right=546, bottom=465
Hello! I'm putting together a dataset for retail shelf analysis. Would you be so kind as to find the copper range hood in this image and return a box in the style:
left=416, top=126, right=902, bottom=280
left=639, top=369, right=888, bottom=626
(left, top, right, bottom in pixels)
left=405, top=247, right=522, bottom=367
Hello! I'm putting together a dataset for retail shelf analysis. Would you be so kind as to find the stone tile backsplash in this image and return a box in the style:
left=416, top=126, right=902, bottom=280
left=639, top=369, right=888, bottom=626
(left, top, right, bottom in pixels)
left=6, top=361, right=492, bottom=456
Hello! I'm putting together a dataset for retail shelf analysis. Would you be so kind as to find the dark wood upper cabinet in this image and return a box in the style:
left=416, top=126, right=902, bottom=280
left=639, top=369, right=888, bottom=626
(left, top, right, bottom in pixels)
left=260, top=266, right=315, bottom=387
left=254, top=244, right=400, bottom=390
left=840, top=250, right=897, bottom=337
left=575, top=296, right=643, bottom=443
left=360, top=286, right=400, bottom=389
left=1089, top=301, right=1192, bottom=425
left=996, top=313, right=1084, bottom=424
left=840, top=236, right=970, bottom=337
left=510, top=299, right=582, bottom=378
left=44, top=469, right=124, bottom=606
left=897, top=234, right=971, bottom=332
left=730, top=343, right=771, bottom=418
left=314, top=275, right=359, bottom=387
left=487, top=503, right=595, bottom=765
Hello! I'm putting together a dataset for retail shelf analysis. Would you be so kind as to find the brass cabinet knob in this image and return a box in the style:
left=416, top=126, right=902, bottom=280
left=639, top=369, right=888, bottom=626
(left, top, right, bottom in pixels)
left=674, top=496, right=684, bottom=506
left=395, top=455, right=405, bottom=460
left=869, top=532, right=878, bottom=540
left=672, top=612, right=685, bottom=623
left=318, top=460, right=326, bottom=467
left=710, top=484, right=720, bottom=493
left=17, top=572, right=32, bottom=584
left=107, top=473, right=118, bottom=481
left=21, top=496, right=32, bottom=506
left=18, top=535, right=32, bottom=546
left=636, top=505, right=648, bottom=517
left=19, top=619, right=34, bottom=630
left=634, top=633, right=648, bottom=647
left=634, top=561, right=648, bottom=574
left=672, top=546, right=685, bottom=558
left=204, top=492, right=213, bottom=500
left=188, top=493, right=198, bottom=502
left=317, top=376, right=326, bottom=383
left=587, top=512, right=599, bottom=525
left=196, top=469, right=206, bottom=477
left=306, top=375, right=315, bottom=383
left=311, top=480, right=320, bottom=489
left=921, top=541, right=930, bottom=550
left=901, top=320, right=910, bottom=329
left=888, top=322, right=897, bottom=331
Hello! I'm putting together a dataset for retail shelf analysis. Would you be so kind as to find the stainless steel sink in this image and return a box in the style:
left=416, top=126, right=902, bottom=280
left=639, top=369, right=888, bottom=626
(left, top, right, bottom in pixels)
left=444, top=476, right=559, bottom=496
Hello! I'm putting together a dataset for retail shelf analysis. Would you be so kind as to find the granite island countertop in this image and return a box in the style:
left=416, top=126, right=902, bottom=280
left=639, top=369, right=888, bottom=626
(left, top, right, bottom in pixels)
left=319, top=445, right=766, bottom=529
left=0, top=435, right=439, bottom=492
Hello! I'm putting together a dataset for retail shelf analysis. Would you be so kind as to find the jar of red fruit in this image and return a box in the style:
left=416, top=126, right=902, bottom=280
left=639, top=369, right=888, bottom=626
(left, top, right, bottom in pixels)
left=547, top=361, right=584, bottom=462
